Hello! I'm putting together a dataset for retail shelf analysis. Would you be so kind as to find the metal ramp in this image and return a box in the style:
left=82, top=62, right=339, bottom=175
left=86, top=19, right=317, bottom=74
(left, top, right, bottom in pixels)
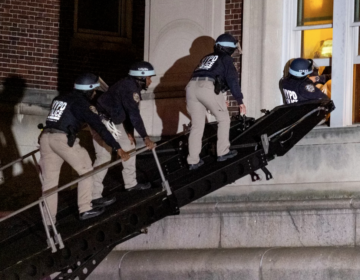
left=0, top=99, right=335, bottom=280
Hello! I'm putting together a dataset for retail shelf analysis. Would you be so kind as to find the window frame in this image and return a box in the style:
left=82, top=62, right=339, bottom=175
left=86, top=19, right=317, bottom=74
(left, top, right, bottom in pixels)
left=73, top=0, right=133, bottom=44
left=283, top=0, right=358, bottom=127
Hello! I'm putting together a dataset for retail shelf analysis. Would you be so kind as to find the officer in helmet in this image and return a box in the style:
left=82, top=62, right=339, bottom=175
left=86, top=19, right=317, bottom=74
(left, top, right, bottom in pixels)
left=186, top=33, right=246, bottom=170
left=281, top=58, right=330, bottom=104
left=90, top=61, right=155, bottom=195
left=39, top=73, right=130, bottom=224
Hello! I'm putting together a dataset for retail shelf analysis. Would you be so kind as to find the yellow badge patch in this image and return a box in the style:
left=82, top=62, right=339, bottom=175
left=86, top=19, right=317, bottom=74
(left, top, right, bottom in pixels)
left=305, top=84, right=315, bottom=92
left=133, top=93, right=140, bottom=103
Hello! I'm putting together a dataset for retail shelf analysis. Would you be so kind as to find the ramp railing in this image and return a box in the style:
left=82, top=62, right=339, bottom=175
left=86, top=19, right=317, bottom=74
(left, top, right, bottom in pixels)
left=0, top=143, right=173, bottom=253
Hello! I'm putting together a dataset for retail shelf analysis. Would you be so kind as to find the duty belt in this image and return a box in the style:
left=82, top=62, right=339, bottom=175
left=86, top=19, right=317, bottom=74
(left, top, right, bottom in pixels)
left=43, top=128, right=67, bottom=134
left=190, top=77, right=215, bottom=82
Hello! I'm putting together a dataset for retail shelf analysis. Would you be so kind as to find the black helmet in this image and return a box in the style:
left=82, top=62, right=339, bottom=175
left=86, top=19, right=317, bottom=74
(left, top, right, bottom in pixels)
left=289, top=58, right=313, bottom=78
left=128, top=61, right=156, bottom=77
left=74, top=73, right=100, bottom=91
left=128, top=61, right=156, bottom=90
left=214, top=33, right=238, bottom=55
left=74, top=73, right=100, bottom=99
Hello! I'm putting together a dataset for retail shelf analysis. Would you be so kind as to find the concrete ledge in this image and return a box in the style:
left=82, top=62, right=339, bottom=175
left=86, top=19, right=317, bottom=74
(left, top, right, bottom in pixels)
left=115, top=201, right=358, bottom=250
left=88, top=247, right=360, bottom=280
left=182, top=198, right=360, bottom=213
left=200, top=181, right=360, bottom=203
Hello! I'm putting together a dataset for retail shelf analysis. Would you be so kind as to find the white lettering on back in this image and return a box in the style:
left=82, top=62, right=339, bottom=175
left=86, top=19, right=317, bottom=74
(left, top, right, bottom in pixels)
left=283, top=89, right=298, bottom=104
left=47, top=100, right=67, bottom=121
left=197, top=55, right=218, bottom=70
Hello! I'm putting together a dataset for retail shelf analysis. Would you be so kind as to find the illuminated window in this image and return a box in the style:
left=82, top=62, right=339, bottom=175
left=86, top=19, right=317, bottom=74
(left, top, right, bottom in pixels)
left=297, top=0, right=333, bottom=62
left=297, top=0, right=333, bottom=26
left=301, top=28, right=332, bottom=59
left=353, top=4, right=360, bottom=124
left=285, top=0, right=360, bottom=126
left=353, top=65, right=360, bottom=123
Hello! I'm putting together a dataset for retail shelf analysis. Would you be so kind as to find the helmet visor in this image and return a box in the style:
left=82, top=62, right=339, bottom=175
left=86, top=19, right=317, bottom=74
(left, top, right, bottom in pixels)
left=216, top=41, right=237, bottom=48
left=236, top=42, right=242, bottom=54
left=129, top=69, right=156, bottom=77
left=98, top=76, right=109, bottom=92
left=74, top=82, right=100, bottom=90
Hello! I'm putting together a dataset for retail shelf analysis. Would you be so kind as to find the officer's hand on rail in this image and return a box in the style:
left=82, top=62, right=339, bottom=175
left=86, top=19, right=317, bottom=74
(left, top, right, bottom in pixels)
left=239, top=104, right=247, bottom=115
left=117, top=148, right=130, bottom=161
left=127, top=133, right=135, bottom=145
left=144, top=137, right=155, bottom=150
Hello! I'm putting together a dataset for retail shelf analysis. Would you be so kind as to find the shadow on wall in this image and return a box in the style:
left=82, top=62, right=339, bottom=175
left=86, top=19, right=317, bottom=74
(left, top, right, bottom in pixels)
left=0, top=75, right=41, bottom=210
left=154, top=36, right=215, bottom=137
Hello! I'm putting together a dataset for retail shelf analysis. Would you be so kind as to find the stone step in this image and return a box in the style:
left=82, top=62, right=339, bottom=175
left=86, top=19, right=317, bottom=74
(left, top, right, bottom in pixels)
left=89, top=247, right=360, bottom=280
left=116, top=193, right=360, bottom=250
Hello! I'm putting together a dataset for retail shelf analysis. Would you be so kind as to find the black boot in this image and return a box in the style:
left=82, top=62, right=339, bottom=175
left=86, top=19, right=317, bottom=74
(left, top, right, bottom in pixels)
left=189, top=159, right=204, bottom=170
left=217, top=150, right=238, bottom=162
left=79, top=207, right=105, bottom=220
left=92, top=196, right=116, bottom=207
left=127, top=182, right=151, bottom=191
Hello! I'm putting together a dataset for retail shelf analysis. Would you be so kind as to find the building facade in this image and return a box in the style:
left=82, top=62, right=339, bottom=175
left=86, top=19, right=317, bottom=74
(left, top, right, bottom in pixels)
left=3, top=0, right=360, bottom=279
left=90, top=0, right=360, bottom=278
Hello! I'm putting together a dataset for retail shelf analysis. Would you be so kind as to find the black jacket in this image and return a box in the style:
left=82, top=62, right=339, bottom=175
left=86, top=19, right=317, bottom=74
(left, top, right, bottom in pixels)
left=192, top=50, right=243, bottom=104
left=45, top=92, right=121, bottom=150
left=281, top=76, right=329, bottom=104
left=96, top=77, right=148, bottom=138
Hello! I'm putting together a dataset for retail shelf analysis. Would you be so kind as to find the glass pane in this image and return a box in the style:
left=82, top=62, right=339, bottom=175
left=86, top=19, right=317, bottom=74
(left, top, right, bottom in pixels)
left=358, top=28, right=360, bottom=56
left=297, top=0, right=333, bottom=26
left=355, top=0, right=360, bottom=22
left=301, top=28, right=333, bottom=59
left=78, top=0, right=119, bottom=33
left=353, top=64, right=360, bottom=123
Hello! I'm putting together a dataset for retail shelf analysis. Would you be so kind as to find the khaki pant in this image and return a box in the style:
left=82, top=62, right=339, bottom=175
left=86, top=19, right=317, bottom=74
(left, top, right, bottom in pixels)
left=39, top=133, right=93, bottom=224
left=91, top=123, right=136, bottom=197
left=186, top=79, right=230, bottom=164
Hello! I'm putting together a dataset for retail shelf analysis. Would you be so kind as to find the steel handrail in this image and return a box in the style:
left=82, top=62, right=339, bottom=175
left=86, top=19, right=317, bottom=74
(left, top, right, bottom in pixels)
left=0, top=129, right=188, bottom=224
left=0, top=149, right=40, bottom=172
left=0, top=146, right=150, bottom=223
left=0, top=130, right=189, bottom=173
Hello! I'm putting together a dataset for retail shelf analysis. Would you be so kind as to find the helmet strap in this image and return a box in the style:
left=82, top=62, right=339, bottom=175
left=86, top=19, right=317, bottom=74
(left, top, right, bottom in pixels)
left=77, top=89, right=94, bottom=99
left=132, top=76, right=147, bottom=90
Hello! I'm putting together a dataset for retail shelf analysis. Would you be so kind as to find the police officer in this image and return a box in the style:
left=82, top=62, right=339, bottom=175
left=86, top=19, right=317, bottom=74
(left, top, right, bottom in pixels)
left=90, top=61, right=155, bottom=196
left=281, top=58, right=330, bottom=104
left=186, top=33, right=246, bottom=170
left=39, top=73, right=130, bottom=224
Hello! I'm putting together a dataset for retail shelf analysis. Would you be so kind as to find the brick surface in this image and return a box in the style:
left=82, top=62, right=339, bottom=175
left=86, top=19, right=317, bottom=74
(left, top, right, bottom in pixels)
left=0, top=0, right=145, bottom=91
left=225, top=0, right=244, bottom=116
left=0, top=0, right=242, bottom=117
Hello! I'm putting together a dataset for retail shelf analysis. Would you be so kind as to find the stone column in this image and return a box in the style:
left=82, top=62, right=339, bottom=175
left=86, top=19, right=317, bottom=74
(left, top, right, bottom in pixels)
left=242, top=0, right=284, bottom=118
left=140, top=0, right=225, bottom=136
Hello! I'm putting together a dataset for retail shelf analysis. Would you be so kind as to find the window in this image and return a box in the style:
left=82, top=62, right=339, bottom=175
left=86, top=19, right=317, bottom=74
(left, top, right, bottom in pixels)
left=297, top=0, right=334, bottom=66
left=353, top=2, right=360, bottom=123
left=301, top=28, right=333, bottom=59
left=74, top=0, right=132, bottom=42
left=283, top=0, right=360, bottom=127
left=355, top=0, right=360, bottom=22
left=353, top=64, right=360, bottom=122
left=297, top=0, right=333, bottom=26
